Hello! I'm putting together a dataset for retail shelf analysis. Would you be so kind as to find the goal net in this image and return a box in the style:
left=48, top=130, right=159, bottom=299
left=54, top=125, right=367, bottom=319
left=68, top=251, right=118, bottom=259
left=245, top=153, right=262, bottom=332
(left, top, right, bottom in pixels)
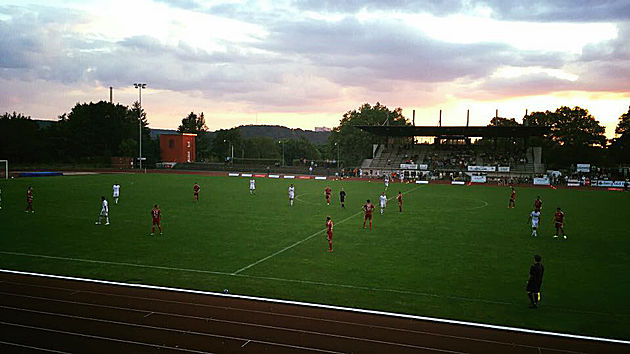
left=0, top=160, right=7, bottom=179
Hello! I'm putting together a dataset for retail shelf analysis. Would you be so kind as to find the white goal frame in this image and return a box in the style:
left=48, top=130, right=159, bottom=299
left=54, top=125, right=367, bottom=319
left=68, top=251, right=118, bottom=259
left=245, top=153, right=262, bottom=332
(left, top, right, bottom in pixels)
left=0, top=160, right=7, bottom=179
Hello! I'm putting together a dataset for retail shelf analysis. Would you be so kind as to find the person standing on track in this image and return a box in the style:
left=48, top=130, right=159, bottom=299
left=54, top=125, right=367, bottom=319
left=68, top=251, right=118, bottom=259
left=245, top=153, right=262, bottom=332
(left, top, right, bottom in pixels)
left=526, top=255, right=544, bottom=308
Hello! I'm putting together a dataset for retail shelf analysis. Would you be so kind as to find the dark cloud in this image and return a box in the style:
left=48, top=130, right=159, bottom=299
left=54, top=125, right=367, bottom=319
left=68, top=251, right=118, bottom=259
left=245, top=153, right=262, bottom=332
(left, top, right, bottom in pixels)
left=292, top=0, right=630, bottom=22
left=482, top=0, right=630, bottom=22
left=256, top=17, right=567, bottom=85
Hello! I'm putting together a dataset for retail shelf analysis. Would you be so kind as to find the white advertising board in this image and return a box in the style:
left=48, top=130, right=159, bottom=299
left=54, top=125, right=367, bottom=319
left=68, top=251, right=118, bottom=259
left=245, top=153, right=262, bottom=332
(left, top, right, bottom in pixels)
left=470, top=175, right=487, bottom=183
left=576, top=164, right=591, bottom=172
left=498, top=166, right=510, bottom=172
left=400, top=163, right=418, bottom=169
left=533, top=177, right=550, bottom=185
left=467, top=166, right=496, bottom=172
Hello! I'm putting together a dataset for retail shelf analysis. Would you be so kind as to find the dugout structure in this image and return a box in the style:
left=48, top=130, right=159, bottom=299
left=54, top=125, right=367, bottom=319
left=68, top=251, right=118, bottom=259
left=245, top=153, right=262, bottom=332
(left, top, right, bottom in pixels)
left=355, top=125, right=550, bottom=180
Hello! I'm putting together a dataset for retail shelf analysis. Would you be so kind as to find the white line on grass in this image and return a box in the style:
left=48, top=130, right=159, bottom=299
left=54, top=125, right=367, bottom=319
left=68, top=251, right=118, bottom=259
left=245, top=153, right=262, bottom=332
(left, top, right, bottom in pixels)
left=3, top=250, right=625, bottom=316
left=0, top=250, right=512, bottom=306
left=232, top=186, right=422, bottom=275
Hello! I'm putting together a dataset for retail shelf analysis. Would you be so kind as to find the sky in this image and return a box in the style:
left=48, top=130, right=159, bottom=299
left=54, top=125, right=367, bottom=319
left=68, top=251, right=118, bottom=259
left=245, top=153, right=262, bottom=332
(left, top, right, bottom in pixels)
left=1, top=0, right=629, bottom=137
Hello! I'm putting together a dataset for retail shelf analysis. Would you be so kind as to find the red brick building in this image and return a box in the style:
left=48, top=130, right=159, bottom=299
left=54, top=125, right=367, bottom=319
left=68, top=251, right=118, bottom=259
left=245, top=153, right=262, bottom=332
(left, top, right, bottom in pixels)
left=160, top=133, right=196, bottom=163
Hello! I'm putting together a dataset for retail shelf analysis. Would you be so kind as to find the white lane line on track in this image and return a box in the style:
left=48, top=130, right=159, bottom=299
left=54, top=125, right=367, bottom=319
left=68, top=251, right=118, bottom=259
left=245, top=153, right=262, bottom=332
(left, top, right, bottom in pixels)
left=0, top=321, right=209, bottom=353
left=0, top=290, right=586, bottom=354
left=0, top=306, right=385, bottom=354
left=0, top=341, right=69, bottom=354
left=2, top=269, right=629, bottom=345
left=232, top=186, right=423, bottom=275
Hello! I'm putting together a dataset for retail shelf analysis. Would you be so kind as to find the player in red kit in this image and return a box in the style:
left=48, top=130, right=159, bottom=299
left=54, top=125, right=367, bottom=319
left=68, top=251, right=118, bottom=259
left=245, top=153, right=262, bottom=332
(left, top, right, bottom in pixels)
left=326, top=216, right=334, bottom=252
left=508, top=187, right=516, bottom=208
left=25, top=186, right=34, bottom=213
left=325, top=186, right=332, bottom=205
left=151, top=204, right=162, bottom=235
left=553, top=207, right=566, bottom=239
left=193, top=182, right=200, bottom=201
left=363, top=199, right=375, bottom=229
left=397, top=191, right=403, bottom=212
left=534, top=196, right=542, bottom=212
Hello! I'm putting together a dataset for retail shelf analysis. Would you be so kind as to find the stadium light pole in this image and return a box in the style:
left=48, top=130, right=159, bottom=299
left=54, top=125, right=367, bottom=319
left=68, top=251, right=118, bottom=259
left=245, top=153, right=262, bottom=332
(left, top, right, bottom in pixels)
left=133, top=83, right=146, bottom=169
left=223, top=139, right=233, bottom=165
left=334, top=142, right=340, bottom=169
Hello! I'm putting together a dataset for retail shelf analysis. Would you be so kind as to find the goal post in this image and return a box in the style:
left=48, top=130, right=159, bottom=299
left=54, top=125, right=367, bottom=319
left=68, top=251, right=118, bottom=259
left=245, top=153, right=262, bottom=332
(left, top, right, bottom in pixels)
left=0, top=160, right=7, bottom=179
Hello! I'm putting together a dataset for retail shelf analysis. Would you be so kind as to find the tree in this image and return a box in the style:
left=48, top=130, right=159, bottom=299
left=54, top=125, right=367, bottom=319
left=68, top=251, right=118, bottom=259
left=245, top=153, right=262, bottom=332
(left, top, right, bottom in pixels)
left=211, top=128, right=242, bottom=162
left=178, top=112, right=210, bottom=161
left=329, top=102, right=409, bottom=166
left=610, top=106, right=630, bottom=163
left=525, top=106, right=607, bottom=165
left=0, top=112, right=44, bottom=162
left=283, top=137, right=322, bottom=165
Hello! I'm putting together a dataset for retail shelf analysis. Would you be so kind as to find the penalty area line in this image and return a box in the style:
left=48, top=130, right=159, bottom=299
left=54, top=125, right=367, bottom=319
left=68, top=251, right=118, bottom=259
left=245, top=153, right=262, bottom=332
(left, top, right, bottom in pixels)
left=232, top=186, right=422, bottom=275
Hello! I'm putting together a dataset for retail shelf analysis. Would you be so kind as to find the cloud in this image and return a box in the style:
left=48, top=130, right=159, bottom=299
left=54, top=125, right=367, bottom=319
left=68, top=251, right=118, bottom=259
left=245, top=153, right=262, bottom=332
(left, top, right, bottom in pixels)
left=482, top=0, right=630, bottom=22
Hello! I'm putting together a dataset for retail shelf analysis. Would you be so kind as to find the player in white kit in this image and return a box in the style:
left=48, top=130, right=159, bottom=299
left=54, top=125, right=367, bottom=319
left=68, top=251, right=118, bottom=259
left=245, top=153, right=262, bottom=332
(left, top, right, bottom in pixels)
left=288, top=184, right=295, bottom=206
left=528, top=209, right=541, bottom=237
left=96, top=196, right=109, bottom=225
left=384, top=176, right=389, bottom=190
left=379, top=192, right=387, bottom=214
left=112, top=183, right=120, bottom=204
left=249, top=179, right=256, bottom=195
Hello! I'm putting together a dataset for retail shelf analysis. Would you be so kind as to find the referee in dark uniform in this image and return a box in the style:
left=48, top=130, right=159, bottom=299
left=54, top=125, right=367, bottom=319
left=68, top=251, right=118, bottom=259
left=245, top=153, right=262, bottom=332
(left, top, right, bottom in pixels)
left=526, top=255, right=544, bottom=308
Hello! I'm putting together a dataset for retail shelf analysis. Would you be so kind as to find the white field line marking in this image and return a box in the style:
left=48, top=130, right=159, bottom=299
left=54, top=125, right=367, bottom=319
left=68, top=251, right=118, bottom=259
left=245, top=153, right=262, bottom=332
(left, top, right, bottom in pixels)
left=0, top=250, right=626, bottom=316
left=294, top=193, right=322, bottom=205
left=0, top=307, right=343, bottom=354
left=232, top=186, right=422, bottom=275
left=2, top=269, right=629, bottom=345
left=0, top=291, right=582, bottom=353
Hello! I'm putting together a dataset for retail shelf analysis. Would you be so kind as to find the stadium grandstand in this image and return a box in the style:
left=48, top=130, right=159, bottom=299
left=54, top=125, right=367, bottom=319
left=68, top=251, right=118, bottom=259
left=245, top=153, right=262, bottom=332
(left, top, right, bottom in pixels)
left=356, top=125, right=550, bottom=183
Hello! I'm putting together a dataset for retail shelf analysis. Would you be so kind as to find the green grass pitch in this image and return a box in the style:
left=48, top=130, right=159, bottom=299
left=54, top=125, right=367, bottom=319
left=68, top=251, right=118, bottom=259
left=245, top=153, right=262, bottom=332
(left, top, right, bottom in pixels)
left=1, top=173, right=629, bottom=340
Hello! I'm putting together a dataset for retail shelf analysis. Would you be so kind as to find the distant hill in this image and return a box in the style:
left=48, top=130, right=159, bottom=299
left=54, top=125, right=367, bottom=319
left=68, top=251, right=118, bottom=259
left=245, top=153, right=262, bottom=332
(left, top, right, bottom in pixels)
left=153, top=125, right=330, bottom=145
left=32, top=120, right=330, bottom=145
left=236, top=125, right=330, bottom=145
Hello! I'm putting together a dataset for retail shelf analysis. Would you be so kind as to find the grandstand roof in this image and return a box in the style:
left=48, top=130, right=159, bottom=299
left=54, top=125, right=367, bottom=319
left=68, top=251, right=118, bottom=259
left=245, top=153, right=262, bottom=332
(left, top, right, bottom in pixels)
left=355, top=125, right=549, bottom=137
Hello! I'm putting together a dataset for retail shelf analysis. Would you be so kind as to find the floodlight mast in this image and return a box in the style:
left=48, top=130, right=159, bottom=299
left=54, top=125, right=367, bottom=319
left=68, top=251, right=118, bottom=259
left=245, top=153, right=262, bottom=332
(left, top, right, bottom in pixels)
left=133, top=83, right=147, bottom=169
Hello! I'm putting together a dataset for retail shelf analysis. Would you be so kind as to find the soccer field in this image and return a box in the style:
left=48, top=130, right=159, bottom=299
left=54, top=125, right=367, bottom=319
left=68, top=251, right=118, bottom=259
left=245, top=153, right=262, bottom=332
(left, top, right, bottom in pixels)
left=1, top=173, right=629, bottom=340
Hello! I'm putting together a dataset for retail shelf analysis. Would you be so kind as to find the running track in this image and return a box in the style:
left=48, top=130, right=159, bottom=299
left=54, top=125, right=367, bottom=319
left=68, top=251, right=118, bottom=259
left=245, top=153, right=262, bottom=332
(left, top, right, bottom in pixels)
left=0, top=271, right=627, bottom=353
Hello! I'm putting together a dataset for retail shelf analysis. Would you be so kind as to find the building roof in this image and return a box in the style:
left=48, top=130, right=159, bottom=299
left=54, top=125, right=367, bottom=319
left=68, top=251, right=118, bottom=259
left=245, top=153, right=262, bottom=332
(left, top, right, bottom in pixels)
left=354, top=125, right=549, bottom=138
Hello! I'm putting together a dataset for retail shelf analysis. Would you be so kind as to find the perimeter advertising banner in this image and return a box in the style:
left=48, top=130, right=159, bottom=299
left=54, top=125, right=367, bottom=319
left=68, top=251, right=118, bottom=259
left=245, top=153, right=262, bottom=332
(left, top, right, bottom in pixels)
left=467, top=166, right=496, bottom=172
left=533, top=177, right=550, bottom=185
left=577, top=164, right=591, bottom=172
left=470, top=175, right=487, bottom=183
left=498, top=166, right=510, bottom=172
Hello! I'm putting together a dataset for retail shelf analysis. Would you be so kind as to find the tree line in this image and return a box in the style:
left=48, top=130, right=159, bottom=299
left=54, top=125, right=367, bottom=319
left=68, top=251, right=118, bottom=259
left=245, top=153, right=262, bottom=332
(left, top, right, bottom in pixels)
left=2, top=100, right=629, bottom=168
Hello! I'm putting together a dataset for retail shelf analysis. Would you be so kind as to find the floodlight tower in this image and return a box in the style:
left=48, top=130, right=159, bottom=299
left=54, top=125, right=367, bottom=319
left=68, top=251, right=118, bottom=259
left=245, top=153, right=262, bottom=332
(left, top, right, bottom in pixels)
left=133, top=83, right=147, bottom=169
